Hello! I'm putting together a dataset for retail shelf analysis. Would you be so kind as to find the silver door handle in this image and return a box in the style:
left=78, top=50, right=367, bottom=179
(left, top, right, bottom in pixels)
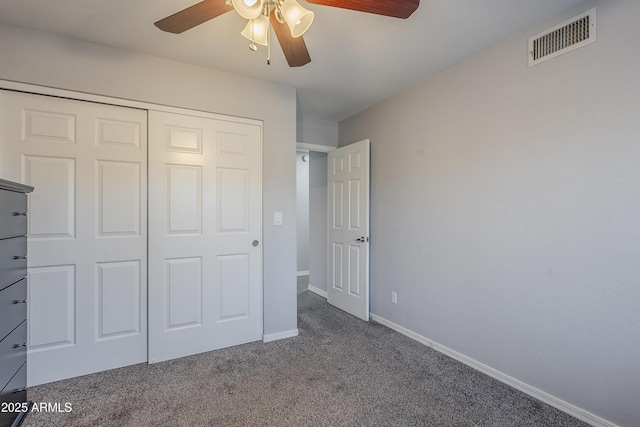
left=13, top=212, right=27, bottom=216
left=355, top=236, right=369, bottom=243
left=252, top=240, right=259, bottom=247
left=13, top=343, right=27, bottom=349
left=13, top=255, right=27, bottom=260
left=13, top=299, right=27, bottom=305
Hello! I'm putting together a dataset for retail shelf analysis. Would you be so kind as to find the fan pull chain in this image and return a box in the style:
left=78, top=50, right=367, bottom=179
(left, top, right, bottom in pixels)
left=267, top=24, right=271, bottom=65
left=265, top=0, right=271, bottom=65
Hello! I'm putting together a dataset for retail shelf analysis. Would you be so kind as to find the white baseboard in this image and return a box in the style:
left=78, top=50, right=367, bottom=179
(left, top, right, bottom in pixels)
left=308, top=284, right=328, bottom=299
left=262, top=329, right=299, bottom=343
left=370, top=313, right=617, bottom=427
left=297, top=270, right=309, bottom=277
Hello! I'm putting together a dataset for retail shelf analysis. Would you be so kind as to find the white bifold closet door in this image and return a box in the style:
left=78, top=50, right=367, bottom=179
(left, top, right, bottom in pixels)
left=147, top=111, right=263, bottom=363
left=0, top=89, right=148, bottom=386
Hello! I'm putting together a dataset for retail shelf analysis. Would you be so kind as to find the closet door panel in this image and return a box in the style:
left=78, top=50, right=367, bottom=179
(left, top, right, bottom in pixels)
left=0, top=89, right=148, bottom=386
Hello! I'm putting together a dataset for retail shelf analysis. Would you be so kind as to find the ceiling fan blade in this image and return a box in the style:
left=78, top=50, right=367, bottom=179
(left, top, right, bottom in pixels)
left=155, top=0, right=233, bottom=34
left=270, top=14, right=311, bottom=67
left=306, top=0, right=419, bottom=19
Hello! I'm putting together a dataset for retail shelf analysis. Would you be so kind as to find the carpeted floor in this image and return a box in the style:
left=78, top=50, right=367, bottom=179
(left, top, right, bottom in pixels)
left=23, top=276, right=588, bottom=426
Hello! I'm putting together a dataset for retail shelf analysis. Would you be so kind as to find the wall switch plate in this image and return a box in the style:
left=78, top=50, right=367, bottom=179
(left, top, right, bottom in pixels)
left=391, top=291, right=398, bottom=304
left=274, top=211, right=283, bottom=226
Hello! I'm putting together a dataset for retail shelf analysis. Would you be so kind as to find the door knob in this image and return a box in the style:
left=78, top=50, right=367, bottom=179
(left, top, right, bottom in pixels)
left=252, top=240, right=259, bottom=247
left=355, top=236, right=368, bottom=243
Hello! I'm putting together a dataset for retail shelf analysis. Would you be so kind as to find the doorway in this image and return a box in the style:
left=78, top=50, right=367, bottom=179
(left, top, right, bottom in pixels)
left=296, top=140, right=371, bottom=321
left=296, top=144, right=333, bottom=298
left=296, top=150, right=310, bottom=279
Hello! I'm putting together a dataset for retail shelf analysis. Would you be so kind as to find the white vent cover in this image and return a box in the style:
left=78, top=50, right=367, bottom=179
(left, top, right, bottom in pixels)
left=528, top=8, right=596, bottom=67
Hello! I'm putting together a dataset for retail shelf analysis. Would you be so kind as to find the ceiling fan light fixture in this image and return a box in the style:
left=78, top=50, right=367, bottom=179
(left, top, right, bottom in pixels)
left=280, top=0, right=314, bottom=38
left=233, top=0, right=265, bottom=20
left=155, top=0, right=421, bottom=68
left=241, top=14, right=270, bottom=47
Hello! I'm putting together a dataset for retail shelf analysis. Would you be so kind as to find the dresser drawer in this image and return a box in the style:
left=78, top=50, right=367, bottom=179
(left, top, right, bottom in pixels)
left=0, top=237, right=27, bottom=292
left=0, top=279, right=27, bottom=342
left=0, top=190, right=27, bottom=240
left=0, top=362, right=27, bottom=427
left=0, top=321, right=27, bottom=391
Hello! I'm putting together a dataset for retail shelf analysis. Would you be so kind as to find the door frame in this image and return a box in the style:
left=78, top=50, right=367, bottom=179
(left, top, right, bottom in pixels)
left=296, top=142, right=334, bottom=299
left=296, top=140, right=371, bottom=320
left=0, top=80, right=262, bottom=129
left=297, top=142, right=335, bottom=154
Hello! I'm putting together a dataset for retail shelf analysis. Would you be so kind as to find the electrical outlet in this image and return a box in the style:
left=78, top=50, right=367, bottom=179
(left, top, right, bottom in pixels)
left=391, top=291, right=398, bottom=304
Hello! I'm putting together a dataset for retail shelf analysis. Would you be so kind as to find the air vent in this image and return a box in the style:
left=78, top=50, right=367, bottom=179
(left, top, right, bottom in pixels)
left=528, top=8, right=596, bottom=67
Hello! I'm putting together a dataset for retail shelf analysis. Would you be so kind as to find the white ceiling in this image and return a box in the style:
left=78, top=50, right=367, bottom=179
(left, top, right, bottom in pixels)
left=0, top=0, right=585, bottom=121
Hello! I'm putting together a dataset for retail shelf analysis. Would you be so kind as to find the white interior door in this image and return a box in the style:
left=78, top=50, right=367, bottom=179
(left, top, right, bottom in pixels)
left=327, top=139, right=370, bottom=320
left=148, top=110, right=263, bottom=363
left=0, top=89, right=148, bottom=385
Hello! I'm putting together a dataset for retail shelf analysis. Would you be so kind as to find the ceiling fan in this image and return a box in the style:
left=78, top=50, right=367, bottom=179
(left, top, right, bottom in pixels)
left=155, top=0, right=420, bottom=67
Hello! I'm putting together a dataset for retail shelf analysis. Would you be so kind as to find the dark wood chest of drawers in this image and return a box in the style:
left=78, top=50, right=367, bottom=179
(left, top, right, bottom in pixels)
left=0, top=179, right=33, bottom=427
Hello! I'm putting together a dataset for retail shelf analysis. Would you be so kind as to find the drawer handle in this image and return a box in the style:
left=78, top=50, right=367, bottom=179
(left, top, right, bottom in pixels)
left=13, top=343, right=27, bottom=349
left=13, top=212, right=27, bottom=217
left=13, top=255, right=27, bottom=260
left=13, top=299, right=27, bottom=305
left=12, top=388, right=27, bottom=394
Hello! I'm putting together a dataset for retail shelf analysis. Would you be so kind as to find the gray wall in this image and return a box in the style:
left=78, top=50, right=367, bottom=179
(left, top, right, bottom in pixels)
left=297, top=114, right=339, bottom=146
left=339, top=1, right=640, bottom=425
left=308, top=152, right=328, bottom=292
left=0, top=23, right=298, bottom=337
left=296, top=152, right=309, bottom=273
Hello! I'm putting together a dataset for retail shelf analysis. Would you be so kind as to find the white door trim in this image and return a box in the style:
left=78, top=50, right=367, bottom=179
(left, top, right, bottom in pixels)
left=296, top=142, right=335, bottom=153
left=0, top=79, right=262, bottom=127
